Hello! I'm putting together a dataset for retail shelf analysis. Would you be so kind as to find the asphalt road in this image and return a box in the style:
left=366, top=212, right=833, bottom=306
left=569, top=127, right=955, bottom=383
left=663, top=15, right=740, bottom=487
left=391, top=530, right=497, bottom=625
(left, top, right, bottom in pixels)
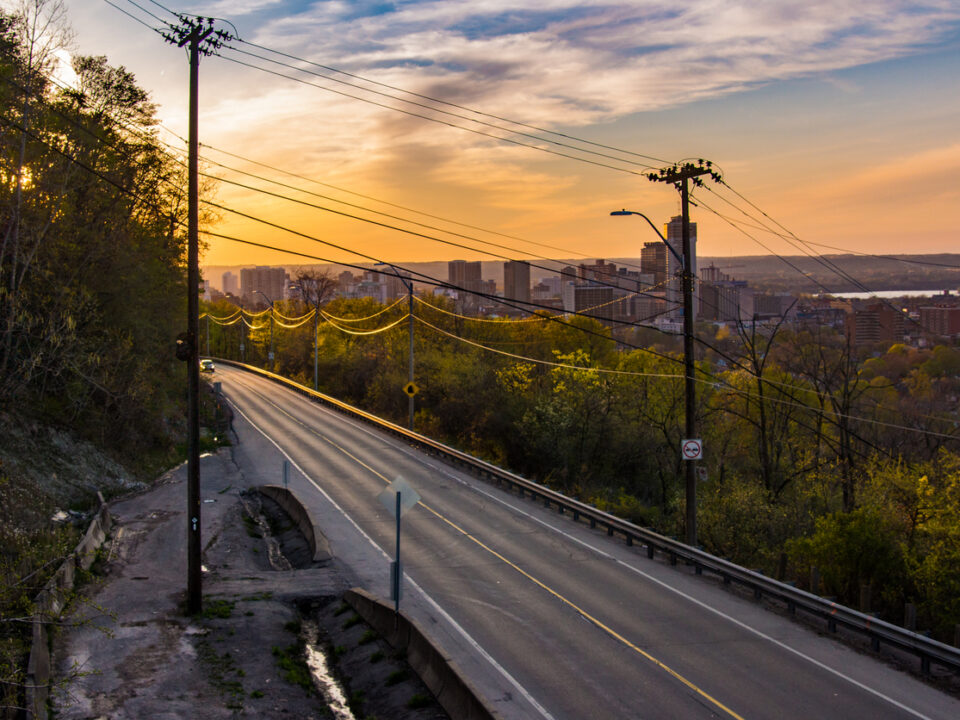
left=216, top=365, right=960, bottom=720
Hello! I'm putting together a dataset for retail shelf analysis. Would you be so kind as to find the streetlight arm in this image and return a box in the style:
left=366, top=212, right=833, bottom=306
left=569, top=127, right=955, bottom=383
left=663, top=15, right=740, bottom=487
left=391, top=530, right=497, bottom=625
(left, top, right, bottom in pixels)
left=610, top=209, right=683, bottom=268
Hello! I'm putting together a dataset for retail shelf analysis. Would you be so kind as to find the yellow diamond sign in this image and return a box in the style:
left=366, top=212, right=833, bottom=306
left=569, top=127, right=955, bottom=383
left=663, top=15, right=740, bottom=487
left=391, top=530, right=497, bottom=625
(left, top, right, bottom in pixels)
left=403, top=381, right=419, bottom=397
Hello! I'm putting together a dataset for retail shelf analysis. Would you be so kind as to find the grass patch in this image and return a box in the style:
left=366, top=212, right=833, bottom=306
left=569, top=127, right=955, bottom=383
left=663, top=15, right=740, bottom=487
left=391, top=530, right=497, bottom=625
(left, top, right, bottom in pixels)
left=271, top=644, right=314, bottom=695
left=284, top=620, right=301, bottom=634
left=242, top=514, right=262, bottom=539
left=358, top=629, right=377, bottom=646
left=333, top=602, right=350, bottom=616
left=250, top=689, right=265, bottom=699
left=406, top=693, right=432, bottom=709
left=385, top=670, right=407, bottom=687
left=197, top=638, right=245, bottom=711
left=342, top=614, right=362, bottom=630
left=201, top=598, right=235, bottom=619
left=369, top=651, right=384, bottom=664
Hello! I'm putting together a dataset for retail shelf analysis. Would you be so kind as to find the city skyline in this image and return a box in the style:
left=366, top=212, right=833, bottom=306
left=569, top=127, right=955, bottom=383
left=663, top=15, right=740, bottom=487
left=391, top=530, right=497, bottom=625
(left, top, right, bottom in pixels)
left=60, top=1, right=960, bottom=267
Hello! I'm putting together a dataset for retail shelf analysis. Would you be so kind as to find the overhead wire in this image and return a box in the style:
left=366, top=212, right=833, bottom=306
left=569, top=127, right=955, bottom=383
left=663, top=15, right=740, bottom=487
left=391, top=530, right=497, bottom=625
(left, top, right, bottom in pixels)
left=320, top=297, right=407, bottom=323
left=221, top=43, right=659, bottom=172
left=22, top=19, right=960, bottom=444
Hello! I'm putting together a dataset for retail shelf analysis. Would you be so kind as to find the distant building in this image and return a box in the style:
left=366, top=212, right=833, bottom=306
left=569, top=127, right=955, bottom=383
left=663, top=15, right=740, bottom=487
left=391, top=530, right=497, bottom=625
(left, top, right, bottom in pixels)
left=503, top=260, right=531, bottom=304
left=448, top=260, right=482, bottom=294
left=578, top=259, right=618, bottom=286
left=665, top=216, right=697, bottom=321
left=383, top=269, right=412, bottom=301
left=641, top=242, right=668, bottom=286
left=240, top=266, right=288, bottom=307
left=699, top=280, right=748, bottom=322
left=563, top=284, right=615, bottom=322
left=847, top=303, right=905, bottom=345
left=919, top=304, right=960, bottom=337
left=337, top=271, right=356, bottom=296
left=221, top=270, right=239, bottom=296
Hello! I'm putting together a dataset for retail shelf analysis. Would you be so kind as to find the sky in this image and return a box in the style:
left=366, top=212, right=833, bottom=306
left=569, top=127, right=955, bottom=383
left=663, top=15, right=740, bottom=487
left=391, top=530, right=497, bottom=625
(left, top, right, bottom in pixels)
left=27, top=1, right=960, bottom=270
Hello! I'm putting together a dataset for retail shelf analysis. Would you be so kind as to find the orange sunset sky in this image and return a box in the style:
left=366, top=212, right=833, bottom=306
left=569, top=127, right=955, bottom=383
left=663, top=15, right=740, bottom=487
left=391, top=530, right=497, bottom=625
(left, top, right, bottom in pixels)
left=59, top=0, right=960, bottom=269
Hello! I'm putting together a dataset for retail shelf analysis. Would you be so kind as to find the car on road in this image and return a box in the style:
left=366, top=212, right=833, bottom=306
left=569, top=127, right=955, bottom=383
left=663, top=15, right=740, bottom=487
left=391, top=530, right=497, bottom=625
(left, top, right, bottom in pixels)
left=199, top=359, right=215, bottom=373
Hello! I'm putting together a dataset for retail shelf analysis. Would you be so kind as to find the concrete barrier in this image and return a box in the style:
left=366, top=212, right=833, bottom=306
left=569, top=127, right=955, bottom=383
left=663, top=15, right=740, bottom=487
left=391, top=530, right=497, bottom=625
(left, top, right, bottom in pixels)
left=345, top=588, right=501, bottom=720
left=255, top=485, right=331, bottom=562
left=25, top=495, right=112, bottom=719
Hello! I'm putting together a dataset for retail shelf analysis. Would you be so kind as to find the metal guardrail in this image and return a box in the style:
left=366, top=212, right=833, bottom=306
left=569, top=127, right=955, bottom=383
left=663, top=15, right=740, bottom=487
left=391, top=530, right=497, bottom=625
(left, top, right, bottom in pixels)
left=217, top=358, right=960, bottom=675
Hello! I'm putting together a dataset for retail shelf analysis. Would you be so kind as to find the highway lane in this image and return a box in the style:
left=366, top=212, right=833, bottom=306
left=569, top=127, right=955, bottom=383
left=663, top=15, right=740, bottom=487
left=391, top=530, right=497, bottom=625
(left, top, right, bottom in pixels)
left=215, top=365, right=960, bottom=720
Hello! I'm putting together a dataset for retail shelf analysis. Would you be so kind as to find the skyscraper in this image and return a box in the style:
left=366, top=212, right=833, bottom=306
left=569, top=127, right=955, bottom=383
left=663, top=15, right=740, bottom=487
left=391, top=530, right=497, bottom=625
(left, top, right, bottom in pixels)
left=665, top=216, right=697, bottom=320
left=448, top=260, right=482, bottom=293
left=641, top=242, right=667, bottom=286
left=240, top=266, right=288, bottom=306
left=503, top=260, right=531, bottom=304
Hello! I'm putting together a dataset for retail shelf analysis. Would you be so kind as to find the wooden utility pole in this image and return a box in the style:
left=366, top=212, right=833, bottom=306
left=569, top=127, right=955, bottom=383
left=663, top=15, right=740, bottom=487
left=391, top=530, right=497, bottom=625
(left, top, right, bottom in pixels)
left=648, top=161, right=719, bottom=547
left=164, top=16, right=232, bottom=615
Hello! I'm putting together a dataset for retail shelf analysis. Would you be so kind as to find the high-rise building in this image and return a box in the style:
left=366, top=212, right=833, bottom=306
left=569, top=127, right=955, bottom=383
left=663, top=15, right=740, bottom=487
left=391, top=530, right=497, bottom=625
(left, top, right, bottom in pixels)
left=240, top=266, right=288, bottom=306
left=383, top=269, right=412, bottom=301
left=641, top=242, right=667, bottom=286
left=503, top=260, right=531, bottom=304
left=448, top=260, right=482, bottom=294
left=665, top=216, right=697, bottom=320
left=221, top=271, right=239, bottom=297
left=919, top=304, right=960, bottom=337
left=847, top=303, right=905, bottom=345
left=578, top=259, right=618, bottom=286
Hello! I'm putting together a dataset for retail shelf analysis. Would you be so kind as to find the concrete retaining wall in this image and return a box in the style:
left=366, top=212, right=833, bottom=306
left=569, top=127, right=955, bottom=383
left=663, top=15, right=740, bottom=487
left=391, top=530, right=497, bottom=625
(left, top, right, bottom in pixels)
left=345, top=588, right=501, bottom=720
left=255, top=485, right=330, bottom=562
left=25, top=494, right=112, bottom=719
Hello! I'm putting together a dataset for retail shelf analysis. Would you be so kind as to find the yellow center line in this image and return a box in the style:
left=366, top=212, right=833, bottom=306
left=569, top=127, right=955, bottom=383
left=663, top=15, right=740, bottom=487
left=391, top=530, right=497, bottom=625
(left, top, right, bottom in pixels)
left=229, top=373, right=746, bottom=720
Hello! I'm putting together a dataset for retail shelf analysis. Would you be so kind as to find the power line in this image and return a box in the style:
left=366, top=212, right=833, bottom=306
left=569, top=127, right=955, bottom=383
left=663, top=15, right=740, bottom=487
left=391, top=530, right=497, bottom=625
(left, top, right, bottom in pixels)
left=216, top=53, right=650, bottom=177
left=221, top=43, right=659, bottom=172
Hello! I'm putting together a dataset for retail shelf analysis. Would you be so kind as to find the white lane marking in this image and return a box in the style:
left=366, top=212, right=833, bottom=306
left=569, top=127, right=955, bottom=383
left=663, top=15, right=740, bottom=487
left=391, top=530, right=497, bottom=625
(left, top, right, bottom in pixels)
left=227, top=370, right=937, bottom=719
left=231, top=371, right=937, bottom=720
left=228, top=397, right=556, bottom=720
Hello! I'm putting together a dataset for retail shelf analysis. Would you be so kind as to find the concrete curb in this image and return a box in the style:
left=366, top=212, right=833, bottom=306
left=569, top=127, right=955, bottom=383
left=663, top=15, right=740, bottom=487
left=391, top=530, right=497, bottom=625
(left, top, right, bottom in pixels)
left=255, top=484, right=331, bottom=562
left=25, top=494, right=112, bottom=719
left=345, top=587, right=502, bottom=720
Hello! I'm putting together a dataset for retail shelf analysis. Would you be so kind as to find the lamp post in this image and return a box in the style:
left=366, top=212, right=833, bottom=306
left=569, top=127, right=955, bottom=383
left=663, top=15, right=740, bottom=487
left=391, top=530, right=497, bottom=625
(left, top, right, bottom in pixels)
left=610, top=208, right=698, bottom=546
left=376, top=263, right=415, bottom=431
left=254, top=290, right=275, bottom=372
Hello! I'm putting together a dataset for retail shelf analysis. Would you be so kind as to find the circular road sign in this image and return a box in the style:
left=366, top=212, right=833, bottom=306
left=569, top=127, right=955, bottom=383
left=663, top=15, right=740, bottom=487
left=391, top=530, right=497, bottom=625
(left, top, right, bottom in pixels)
left=403, top=381, right=419, bottom=397
left=681, top=438, right=703, bottom=461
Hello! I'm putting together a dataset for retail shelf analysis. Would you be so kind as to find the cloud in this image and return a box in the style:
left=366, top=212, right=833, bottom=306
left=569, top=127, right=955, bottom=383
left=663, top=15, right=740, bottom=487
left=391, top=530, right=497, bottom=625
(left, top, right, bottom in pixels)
left=245, top=0, right=960, bottom=126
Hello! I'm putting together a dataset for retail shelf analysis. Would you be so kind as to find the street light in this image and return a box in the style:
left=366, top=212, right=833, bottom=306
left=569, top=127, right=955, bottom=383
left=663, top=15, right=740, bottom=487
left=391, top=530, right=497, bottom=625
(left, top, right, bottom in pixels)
left=253, top=290, right=275, bottom=372
left=376, top=263, right=415, bottom=431
left=611, top=208, right=699, bottom=546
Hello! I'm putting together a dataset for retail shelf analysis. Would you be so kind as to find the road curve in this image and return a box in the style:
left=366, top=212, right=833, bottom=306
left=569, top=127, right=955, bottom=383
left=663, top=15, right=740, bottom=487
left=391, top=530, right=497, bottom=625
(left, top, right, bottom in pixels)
left=215, top=365, right=960, bottom=720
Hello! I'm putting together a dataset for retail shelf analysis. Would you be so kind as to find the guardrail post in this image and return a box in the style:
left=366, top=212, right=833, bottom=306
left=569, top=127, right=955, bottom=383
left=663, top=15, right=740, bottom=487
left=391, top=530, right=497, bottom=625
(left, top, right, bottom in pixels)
left=694, top=563, right=702, bottom=575
left=905, top=602, right=916, bottom=632
left=669, top=552, right=677, bottom=566
left=646, top=544, right=654, bottom=559
left=607, top=525, right=614, bottom=537
left=954, top=624, right=960, bottom=649
left=626, top=535, right=633, bottom=547
left=921, top=656, right=930, bottom=675
left=572, top=509, right=579, bottom=522
left=589, top=517, right=596, bottom=529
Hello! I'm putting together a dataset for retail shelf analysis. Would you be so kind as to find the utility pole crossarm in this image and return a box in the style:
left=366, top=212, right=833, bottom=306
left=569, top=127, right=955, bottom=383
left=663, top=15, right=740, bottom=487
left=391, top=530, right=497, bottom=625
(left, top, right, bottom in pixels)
left=647, top=160, right=722, bottom=189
